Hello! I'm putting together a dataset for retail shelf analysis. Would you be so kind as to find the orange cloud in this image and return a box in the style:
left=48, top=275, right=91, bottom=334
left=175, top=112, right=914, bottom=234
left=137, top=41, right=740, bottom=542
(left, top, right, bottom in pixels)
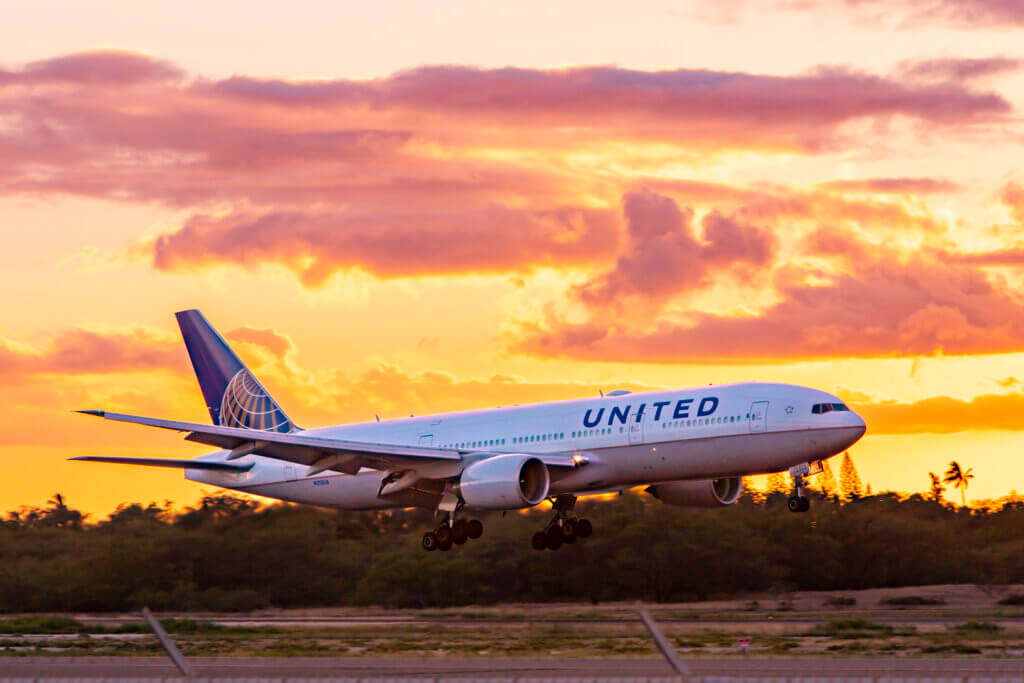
left=0, top=329, right=184, bottom=379
left=858, top=392, right=1024, bottom=434
left=225, top=327, right=293, bottom=359
left=1003, top=181, right=1024, bottom=225
left=150, top=206, right=618, bottom=283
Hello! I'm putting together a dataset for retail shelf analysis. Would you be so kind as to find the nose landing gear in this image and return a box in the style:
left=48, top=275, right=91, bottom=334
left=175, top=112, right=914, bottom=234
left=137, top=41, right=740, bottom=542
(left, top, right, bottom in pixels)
left=787, top=464, right=811, bottom=513
left=787, top=495, right=810, bottom=513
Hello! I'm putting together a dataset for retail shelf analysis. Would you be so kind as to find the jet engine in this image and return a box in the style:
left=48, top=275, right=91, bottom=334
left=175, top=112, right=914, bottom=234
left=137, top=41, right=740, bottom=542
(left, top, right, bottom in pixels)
left=458, top=454, right=550, bottom=510
left=646, top=477, right=743, bottom=508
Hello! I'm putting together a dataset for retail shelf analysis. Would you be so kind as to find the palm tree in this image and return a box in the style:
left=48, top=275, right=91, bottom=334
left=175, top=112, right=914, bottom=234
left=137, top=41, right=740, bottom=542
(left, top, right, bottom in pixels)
left=928, top=472, right=944, bottom=503
left=943, top=461, right=975, bottom=507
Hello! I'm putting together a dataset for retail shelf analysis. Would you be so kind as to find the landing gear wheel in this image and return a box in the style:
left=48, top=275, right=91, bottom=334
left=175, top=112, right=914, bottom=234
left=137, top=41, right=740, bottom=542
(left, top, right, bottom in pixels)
left=787, top=496, right=810, bottom=513
left=436, top=524, right=453, bottom=546
left=576, top=518, right=593, bottom=538
left=545, top=525, right=563, bottom=550
left=561, top=518, right=577, bottom=538
left=422, top=532, right=438, bottom=551
left=438, top=536, right=453, bottom=551
left=451, top=519, right=469, bottom=545
left=467, top=519, right=483, bottom=540
left=531, top=531, right=548, bottom=550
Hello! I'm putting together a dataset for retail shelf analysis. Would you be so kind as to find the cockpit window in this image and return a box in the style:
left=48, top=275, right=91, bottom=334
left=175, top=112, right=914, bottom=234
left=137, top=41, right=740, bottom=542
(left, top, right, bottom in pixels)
left=812, top=402, right=850, bottom=414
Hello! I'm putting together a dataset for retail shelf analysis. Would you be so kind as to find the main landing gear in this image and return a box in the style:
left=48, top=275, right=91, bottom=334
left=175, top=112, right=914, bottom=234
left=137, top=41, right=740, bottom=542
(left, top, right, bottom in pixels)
left=787, top=464, right=811, bottom=513
left=422, top=518, right=483, bottom=552
left=532, top=494, right=593, bottom=551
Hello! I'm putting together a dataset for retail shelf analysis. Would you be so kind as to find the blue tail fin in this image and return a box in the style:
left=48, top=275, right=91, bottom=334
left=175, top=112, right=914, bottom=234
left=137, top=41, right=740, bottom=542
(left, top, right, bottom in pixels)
left=175, top=310, right=297, bottom=433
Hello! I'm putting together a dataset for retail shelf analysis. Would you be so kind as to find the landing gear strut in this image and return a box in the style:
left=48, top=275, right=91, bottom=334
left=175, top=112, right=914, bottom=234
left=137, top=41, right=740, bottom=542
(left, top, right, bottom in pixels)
left=788, top=465, right=811, bottom=513
left=532, top=495, right=593, bottom=551
left=422, top=517, right=484, bottom=552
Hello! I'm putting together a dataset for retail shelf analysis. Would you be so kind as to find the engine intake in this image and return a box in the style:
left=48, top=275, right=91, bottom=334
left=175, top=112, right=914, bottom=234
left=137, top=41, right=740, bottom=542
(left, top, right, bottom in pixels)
left=458, top=454, right=550, bottom=510
left=646, top=477, right=743, bottom=508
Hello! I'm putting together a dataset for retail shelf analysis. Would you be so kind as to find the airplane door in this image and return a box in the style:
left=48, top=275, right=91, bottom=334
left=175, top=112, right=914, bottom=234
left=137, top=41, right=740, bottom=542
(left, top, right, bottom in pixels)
left=749, top=401, right=768, bottom=433
left=419, top=434, right=434, bottom=446
left=628, top=416, right=644, bottom=445
left=284, top=464, right=299, bottom=481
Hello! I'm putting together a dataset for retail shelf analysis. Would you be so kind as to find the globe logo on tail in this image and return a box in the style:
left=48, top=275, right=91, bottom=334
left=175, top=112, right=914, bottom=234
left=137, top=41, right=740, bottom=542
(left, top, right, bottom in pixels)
left=219, top=369, right=293, bottom=432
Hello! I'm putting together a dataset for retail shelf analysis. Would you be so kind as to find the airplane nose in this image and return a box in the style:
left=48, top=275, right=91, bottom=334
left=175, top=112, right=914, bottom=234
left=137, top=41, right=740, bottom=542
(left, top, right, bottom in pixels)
left=851, top=411, right=867, bottom=439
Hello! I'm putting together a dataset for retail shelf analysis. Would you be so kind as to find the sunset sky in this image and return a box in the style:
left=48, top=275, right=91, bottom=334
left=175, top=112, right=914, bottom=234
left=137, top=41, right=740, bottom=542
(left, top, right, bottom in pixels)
left=3, top=0, right=1024, bottom=516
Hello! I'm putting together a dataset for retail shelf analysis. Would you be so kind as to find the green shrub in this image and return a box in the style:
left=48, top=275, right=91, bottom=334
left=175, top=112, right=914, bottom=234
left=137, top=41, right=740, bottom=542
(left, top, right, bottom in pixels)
left=879, top=596, right=946, bottom=606
left=812, top=617, right=894, bottom=638
left=824, top=596, right=856, bottom=606
left=0, top=616, right=86, bottom=634
left=997, top=594, right=1024, bottom=605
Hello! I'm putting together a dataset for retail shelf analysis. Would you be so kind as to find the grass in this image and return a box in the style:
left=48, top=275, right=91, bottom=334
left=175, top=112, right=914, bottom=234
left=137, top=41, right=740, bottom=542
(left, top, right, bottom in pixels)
left=0, top=616, right=89, bottom=634
left=950, top=621, right=1004, bottom=633
left=2, top=604, right=1021, bottom=659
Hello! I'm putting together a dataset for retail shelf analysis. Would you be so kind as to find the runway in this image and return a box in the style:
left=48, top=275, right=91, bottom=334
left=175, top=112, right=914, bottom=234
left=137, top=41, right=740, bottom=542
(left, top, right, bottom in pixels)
left=4, top=656, right=1024, bottom=679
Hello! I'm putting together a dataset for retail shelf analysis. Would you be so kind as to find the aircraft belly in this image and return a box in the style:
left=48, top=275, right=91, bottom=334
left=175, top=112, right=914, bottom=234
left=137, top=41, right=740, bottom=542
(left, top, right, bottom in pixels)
left=241, top=472, right=403, bottom=510
left=550, top=427, right=863, bottom=493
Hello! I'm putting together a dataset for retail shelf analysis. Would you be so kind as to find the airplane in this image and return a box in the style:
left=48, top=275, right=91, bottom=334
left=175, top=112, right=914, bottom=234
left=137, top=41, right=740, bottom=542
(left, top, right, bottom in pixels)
left=75, top=310, right=867, bottom=552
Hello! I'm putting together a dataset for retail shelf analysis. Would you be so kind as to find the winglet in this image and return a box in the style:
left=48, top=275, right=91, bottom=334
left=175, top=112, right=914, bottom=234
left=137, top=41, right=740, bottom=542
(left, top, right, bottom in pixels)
left=76, top=410, right=106, bottom=417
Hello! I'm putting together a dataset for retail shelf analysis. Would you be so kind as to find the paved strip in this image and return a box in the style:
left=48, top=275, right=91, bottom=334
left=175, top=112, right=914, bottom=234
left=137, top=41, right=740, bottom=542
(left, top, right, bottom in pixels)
left=4, top=657, right=1024, bottom=678
left=74, top=618, right=1024, bottom=634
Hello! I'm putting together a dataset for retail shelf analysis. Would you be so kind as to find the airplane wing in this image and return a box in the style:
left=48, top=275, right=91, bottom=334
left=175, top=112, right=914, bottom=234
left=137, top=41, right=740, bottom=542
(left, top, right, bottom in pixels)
left=76, top=410, right=462, bottom=477
left=70, top=456, right=254, bottom=471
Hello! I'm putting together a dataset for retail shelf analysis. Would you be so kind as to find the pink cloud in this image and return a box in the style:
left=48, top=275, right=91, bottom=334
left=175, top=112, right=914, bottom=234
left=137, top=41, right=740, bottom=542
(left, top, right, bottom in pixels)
left=786, top=0, right=1024, bottom=26
left=0, top=51, right=1013, bottom=286
left=576, top=191, right=776, bottom=306
left=896, top=57, right=1022, bottom=82
left=513, top=224, right=1024, bottom=362
left=0, top=50, right=183, bottom=85
left=820, top=177, right=962, bottom=194
left=208, top=64, right=1011, bottom=149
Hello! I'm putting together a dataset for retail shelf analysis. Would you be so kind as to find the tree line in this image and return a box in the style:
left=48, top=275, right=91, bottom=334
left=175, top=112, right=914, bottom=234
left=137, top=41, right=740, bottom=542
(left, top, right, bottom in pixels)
left=1, top=467, right=1018, bottom=612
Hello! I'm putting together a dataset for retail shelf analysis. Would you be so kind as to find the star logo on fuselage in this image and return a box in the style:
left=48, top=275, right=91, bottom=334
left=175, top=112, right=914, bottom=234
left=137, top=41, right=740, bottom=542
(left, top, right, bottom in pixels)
left=785, top=405, right=795, bottom=415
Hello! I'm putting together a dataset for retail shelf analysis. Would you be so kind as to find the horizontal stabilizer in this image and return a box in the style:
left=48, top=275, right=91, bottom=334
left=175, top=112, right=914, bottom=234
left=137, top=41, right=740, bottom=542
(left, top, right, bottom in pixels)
left=70, top=456, right=254, bottom=471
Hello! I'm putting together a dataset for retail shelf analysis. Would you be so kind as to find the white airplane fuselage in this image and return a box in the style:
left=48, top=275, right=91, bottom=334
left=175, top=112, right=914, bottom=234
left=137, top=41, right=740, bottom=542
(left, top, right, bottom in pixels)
left=188, top=381, right=866, bottom=509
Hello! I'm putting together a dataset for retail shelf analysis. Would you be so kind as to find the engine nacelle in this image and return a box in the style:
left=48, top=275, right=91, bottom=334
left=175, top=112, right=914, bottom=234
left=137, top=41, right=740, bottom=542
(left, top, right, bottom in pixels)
left=646, top=477, right=743, bottom=508
left=458, top=454, right=550, bottom=510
